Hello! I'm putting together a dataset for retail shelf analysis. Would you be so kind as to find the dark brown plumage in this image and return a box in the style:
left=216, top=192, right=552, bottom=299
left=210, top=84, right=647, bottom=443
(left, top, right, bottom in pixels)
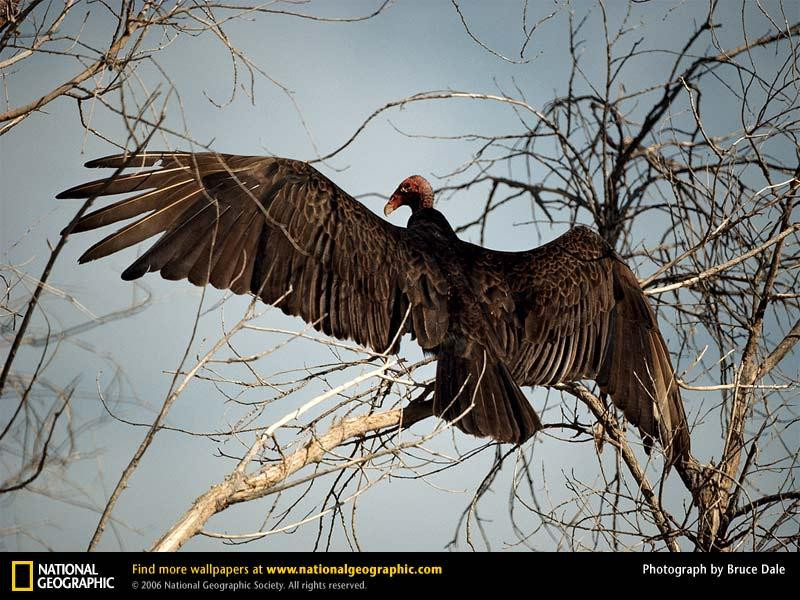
left=58, top=151, right=690, bottom=463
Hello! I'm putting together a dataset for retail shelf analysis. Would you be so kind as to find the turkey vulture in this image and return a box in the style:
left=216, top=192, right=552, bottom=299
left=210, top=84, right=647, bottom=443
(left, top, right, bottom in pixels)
left=58, top=152, right=690, bottom=463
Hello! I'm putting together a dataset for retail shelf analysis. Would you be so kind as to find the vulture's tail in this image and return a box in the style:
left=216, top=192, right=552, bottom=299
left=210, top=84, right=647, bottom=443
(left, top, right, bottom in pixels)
left=434, top=352, right=541, bottom=444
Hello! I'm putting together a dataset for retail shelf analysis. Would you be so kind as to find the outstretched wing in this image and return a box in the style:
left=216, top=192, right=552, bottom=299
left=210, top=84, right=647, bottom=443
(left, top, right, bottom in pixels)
left=58, top=152, right=414, bottom=353
left=465, top=225, right=690, bottom=463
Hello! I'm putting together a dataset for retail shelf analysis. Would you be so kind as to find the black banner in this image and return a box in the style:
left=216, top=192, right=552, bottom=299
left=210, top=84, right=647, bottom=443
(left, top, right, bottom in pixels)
left=3, top=552, right=797, bottom=595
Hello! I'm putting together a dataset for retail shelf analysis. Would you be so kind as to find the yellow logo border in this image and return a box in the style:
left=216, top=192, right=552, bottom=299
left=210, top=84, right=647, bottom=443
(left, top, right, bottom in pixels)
left=11, top=561, right=34, bottom=592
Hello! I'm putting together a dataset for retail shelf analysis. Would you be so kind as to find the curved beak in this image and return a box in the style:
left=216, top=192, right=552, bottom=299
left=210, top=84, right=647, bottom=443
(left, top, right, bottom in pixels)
left=384, top=193, right=403, bottom=217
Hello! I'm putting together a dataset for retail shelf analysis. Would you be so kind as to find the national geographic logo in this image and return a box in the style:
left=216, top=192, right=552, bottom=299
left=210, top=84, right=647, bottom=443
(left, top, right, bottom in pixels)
left=10, top=561, right=115, bottom=591
left=11, top=562, right=33, bottom=592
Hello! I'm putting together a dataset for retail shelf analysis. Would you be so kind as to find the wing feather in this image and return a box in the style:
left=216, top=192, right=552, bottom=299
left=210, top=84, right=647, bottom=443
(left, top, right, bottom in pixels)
left=60, top=152, right=417, bottom=354
left=465, top=225, right=690, bottom=463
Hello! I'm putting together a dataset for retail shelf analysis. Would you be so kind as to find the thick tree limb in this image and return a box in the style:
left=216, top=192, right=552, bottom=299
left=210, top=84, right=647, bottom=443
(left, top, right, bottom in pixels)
left=150, top=400, right=433, bottom=552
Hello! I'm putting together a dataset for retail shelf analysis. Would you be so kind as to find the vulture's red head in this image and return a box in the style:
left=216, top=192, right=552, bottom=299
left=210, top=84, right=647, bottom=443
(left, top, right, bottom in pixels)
left=384, top=175, right=434, bottom=217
